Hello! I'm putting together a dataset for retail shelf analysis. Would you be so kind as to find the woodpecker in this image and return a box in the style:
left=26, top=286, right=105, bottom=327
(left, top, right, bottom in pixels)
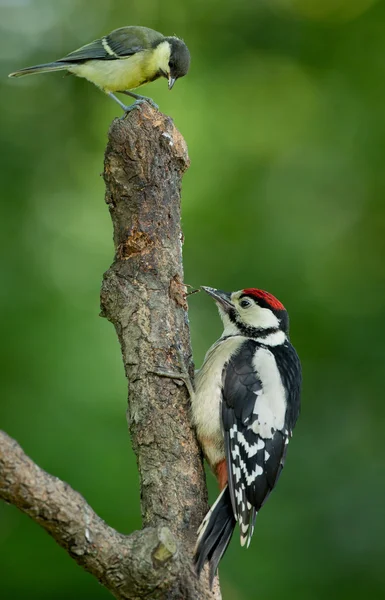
left=193, top=286, right=301, bottom=586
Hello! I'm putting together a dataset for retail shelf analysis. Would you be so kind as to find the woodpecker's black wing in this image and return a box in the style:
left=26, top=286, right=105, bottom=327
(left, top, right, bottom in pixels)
left=271, top=340, right=302, bottom=430
left=57, top=26, right=164, bottom=63
left=222, top=338, right=301, bottom=547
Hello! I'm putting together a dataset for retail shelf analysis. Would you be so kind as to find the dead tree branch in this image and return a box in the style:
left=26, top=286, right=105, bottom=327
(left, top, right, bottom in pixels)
left=0, top=430, right=178, bottom=599
left=0, top=105, right=221, bottom=599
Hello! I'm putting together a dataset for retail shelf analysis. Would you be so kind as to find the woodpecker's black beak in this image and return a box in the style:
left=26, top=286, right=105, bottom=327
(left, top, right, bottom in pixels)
left=201, top=287, right=233, bottom=313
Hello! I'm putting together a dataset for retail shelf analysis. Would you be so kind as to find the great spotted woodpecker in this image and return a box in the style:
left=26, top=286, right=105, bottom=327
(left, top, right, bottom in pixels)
left=192, top=286, right=301, bottom=585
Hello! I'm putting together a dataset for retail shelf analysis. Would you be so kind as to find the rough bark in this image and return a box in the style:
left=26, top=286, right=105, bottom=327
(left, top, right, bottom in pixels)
left=0, top=430, right=179, bottom=599
left=0, top=105, right=221, bottom=599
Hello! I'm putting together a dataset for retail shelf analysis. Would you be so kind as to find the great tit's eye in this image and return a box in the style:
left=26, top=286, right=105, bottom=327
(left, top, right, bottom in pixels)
left=239, top=298, right=252, bottom=309
left=169, top=60, right=175, bottom=69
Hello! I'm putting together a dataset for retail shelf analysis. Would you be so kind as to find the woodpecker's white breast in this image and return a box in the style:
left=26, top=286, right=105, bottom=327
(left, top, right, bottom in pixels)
left=192, top=336, right=244, bottom=465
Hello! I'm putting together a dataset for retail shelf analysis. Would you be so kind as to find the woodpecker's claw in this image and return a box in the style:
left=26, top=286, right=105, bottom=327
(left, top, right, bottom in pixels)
left=150, top=347, right=194, bottom=398
left=150, top=369, right=194, bottom=399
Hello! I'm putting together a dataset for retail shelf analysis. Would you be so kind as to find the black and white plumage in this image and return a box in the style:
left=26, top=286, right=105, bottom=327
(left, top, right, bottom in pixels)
left=192, top=287, right=301, bottom=586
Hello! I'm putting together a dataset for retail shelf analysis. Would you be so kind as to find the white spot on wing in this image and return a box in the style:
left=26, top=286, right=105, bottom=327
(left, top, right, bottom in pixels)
left=237, top=431, right=264, bottom=457
left=235, top=488, right=243, bottom=505
left=243, top=463, right=263, bottom=484
left=235, top=456, right=263, bottom=485
left=232, top=465, right=241, bottom=483
left=101, top=37, right=119, bottom=57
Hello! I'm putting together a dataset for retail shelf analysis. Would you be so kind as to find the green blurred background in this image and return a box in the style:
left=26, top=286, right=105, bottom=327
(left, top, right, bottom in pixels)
left=1, top=0, right=385, bottom=598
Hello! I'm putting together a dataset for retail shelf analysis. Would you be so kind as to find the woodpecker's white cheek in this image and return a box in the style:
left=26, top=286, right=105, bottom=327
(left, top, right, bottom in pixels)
left=251, top=347, right=286, bottom=438
left=241, top=305, right=280, bottom=330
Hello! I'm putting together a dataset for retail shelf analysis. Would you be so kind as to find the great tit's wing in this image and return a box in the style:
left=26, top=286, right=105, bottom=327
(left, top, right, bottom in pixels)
left=57, top=40, right=112, bottom=62
left=58, top=26, right=164, bottom=63
left=104, top=26, right=164, bottom=56
left=221, top=339, right=300, bottom=547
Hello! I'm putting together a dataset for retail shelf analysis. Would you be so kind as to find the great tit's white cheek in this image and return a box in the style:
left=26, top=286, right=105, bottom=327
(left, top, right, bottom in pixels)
left=152, top=41, right=171, bottom=75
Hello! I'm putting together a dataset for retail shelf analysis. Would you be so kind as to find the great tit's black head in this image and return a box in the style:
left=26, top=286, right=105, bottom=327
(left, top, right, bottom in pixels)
left=165, top=37, right=190, bottom=89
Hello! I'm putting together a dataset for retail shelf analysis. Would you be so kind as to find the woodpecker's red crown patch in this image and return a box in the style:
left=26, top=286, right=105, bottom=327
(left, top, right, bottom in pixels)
left=242, top=288, right=285, bottom=311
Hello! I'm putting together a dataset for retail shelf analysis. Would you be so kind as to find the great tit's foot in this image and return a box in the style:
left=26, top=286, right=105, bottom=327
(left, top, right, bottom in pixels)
left=123, top=100, right=145, bottom=113
left=121, top=90, right=159, bottom=110
left=108, top=92, right=132, bottom=113
left=130, top=98, right=158, bottom=112
left=141, top=97, right=159, bottom=110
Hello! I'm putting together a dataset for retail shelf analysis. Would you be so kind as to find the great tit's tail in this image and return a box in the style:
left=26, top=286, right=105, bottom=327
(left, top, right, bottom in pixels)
left=8, top=62, right=71, bottom=78
left=194, top=486, right=236, bottom=588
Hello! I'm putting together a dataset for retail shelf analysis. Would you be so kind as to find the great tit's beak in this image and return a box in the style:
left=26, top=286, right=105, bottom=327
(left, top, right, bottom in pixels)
left=201, top=287, right=233, bottom=313
left=168, top=76, right=176, bottom=90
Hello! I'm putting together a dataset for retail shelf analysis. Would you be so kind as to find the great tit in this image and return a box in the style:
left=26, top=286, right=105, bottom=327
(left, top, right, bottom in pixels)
left=9, top=26, right=190, bottom=111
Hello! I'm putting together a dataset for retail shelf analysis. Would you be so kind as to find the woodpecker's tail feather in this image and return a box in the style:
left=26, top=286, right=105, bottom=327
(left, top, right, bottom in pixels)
left=194, top=486, right=236, bottom=588
left=8, top=63, right=71, bottom=78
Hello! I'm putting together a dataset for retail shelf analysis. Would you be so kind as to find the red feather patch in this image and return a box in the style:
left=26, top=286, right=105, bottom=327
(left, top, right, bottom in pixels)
left=242, top=288, right=285, bottom=311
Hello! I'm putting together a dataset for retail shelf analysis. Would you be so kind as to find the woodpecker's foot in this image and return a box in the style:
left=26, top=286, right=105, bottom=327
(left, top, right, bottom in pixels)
left=121, top=90, right=159, bottom=110
left=150, top=345, right=194, bottom=398
left=150, top=369, right=194, bottom=399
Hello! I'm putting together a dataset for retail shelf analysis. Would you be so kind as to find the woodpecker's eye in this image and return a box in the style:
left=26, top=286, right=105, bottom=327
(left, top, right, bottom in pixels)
left=239, top=298, right=252, bottom=308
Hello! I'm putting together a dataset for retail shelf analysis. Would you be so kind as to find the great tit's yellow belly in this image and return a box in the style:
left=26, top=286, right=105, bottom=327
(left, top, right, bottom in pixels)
left=69, top=42, right=171, bottom=93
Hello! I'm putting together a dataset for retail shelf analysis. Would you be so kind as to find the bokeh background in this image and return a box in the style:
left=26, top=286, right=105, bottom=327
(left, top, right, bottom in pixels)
left=1, top=0, right=385, bottom=598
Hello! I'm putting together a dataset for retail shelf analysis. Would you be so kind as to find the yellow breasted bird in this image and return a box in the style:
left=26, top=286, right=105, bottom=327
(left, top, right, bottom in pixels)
left=9, top=26, right=190, bottom=112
